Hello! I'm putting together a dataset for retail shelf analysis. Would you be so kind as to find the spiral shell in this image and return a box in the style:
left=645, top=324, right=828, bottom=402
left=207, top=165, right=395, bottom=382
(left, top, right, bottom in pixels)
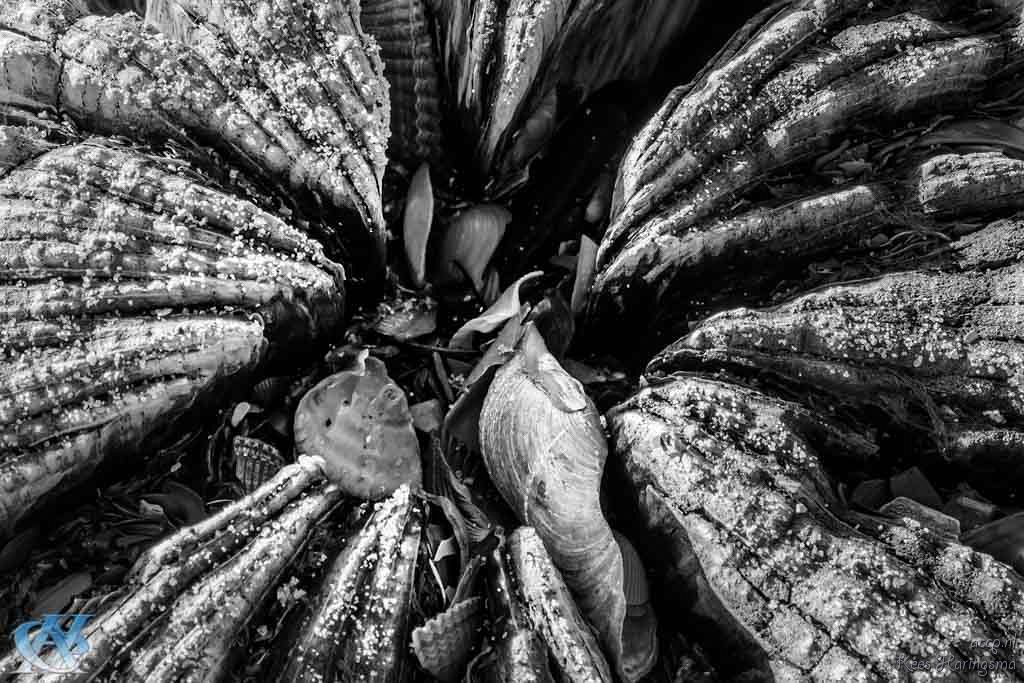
left=294, top=356, right=422, bottom=499
left=479, top=323, right=655, bottom=680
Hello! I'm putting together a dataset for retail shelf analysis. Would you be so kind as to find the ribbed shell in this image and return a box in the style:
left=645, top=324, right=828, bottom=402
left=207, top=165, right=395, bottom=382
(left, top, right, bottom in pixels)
left=3, top=0, right=390, bottom=277
left=360, top=0, right=445, bottom=166
left=432, top=0, right=698, bottom=195
left=0, top=128, right=346, bottom=534
left=507, top=526, right=613, bottom=682
left=280, top=485, right=423, bottom=682
left=294, top=356, right=422, bottom=499
left=232, top=436, right=286, bottom=492
left=0, top=458, right=340, bottom=678
left=411, top=596, right=484, bottom=681
left=608, top=375, right=1024, bottom=679
left=589, top=2, right=1022, bottom=341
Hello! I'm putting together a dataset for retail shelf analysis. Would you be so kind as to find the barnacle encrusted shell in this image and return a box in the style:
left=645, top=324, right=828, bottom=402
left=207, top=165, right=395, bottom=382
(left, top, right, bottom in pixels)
left=294, top=356, right=422, bottom=499
left=507, top=526, right=613, bottom=682
left=479, top=323, right=653, bottom=680
left=279, top=485, right=423, bottom=682
left=0, top=458, right=341, bottom=678
left=0, top=126, right=346, bottom=534
left=649, top=217, right=1024, bottom=467
left=588, top=0, right=1024, bottom=345
left=607, top=374, right=1024, bottom=679
left=3, top=0, right=390, bottom=277
left=432, top=0, right=699, bottom=194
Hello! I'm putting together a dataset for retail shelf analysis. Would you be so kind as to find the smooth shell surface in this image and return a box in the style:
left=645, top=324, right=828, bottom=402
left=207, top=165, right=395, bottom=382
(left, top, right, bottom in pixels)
left=479, top=324, right=653, bottom=680
left=294, top=356, right=422, bottom=499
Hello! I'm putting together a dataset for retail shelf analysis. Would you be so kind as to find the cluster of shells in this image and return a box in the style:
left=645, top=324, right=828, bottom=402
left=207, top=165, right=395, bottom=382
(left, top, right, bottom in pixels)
left=4, top=0, right=1024, bottom=680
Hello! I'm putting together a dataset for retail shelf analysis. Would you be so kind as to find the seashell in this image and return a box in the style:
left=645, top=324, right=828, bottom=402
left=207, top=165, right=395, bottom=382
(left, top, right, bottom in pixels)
left=8, top=0, right=390, bottom=277
left=436, top=204, right=511, bottom=292
left=373, top=296, right=438, bottom=341
left=608, top=374, right=1024, bottom=679
left=250, top=376, right=293, bottom=408
left=479, top=323, right=656, bottom=680
left=412, top=596, right=485, bottom=682
left=403, top=163, right=434, bottom=288
left=507, top=526, right=614, bottom=682
left=232, top=436, right=286, bottom=492
left=0, top=126, right=346, bottom=534
left=294, top=356, right=422, bottom=500
left=589, top=3, right=1024, bottom=343
left=879, top=497, right=961, bottom=541
left=962, top=512, right=1024, bottom=574
left=0, top=458, right=342, bottom=678
left=646, top=233, right=1024, bottom=469
left=467, top=528, right=553, bottom=682
left=613, top=530, right=650, bottom=606
left=279, top=485, right=423, bottom=681
left=433, top=0, right=698, bottom=194
left=359, top=0, right=445, bottom=166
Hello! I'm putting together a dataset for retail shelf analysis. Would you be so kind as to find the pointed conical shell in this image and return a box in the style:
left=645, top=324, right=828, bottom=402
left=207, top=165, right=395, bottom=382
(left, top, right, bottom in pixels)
left=479, top=325, right=653, bottom=680
left=294, top=356, right=422, bottom=499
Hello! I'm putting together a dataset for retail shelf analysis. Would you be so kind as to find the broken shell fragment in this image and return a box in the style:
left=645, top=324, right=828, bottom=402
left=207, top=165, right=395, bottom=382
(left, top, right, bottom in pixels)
left=412, top=596, right=485, bottom=682
left=479, top=324, right=655, bottom=680
left=437, top=204, right=512, bottom=292
left=232, top=436, right=286, bottom=493
left=294, top=356, right=422, bottom=499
